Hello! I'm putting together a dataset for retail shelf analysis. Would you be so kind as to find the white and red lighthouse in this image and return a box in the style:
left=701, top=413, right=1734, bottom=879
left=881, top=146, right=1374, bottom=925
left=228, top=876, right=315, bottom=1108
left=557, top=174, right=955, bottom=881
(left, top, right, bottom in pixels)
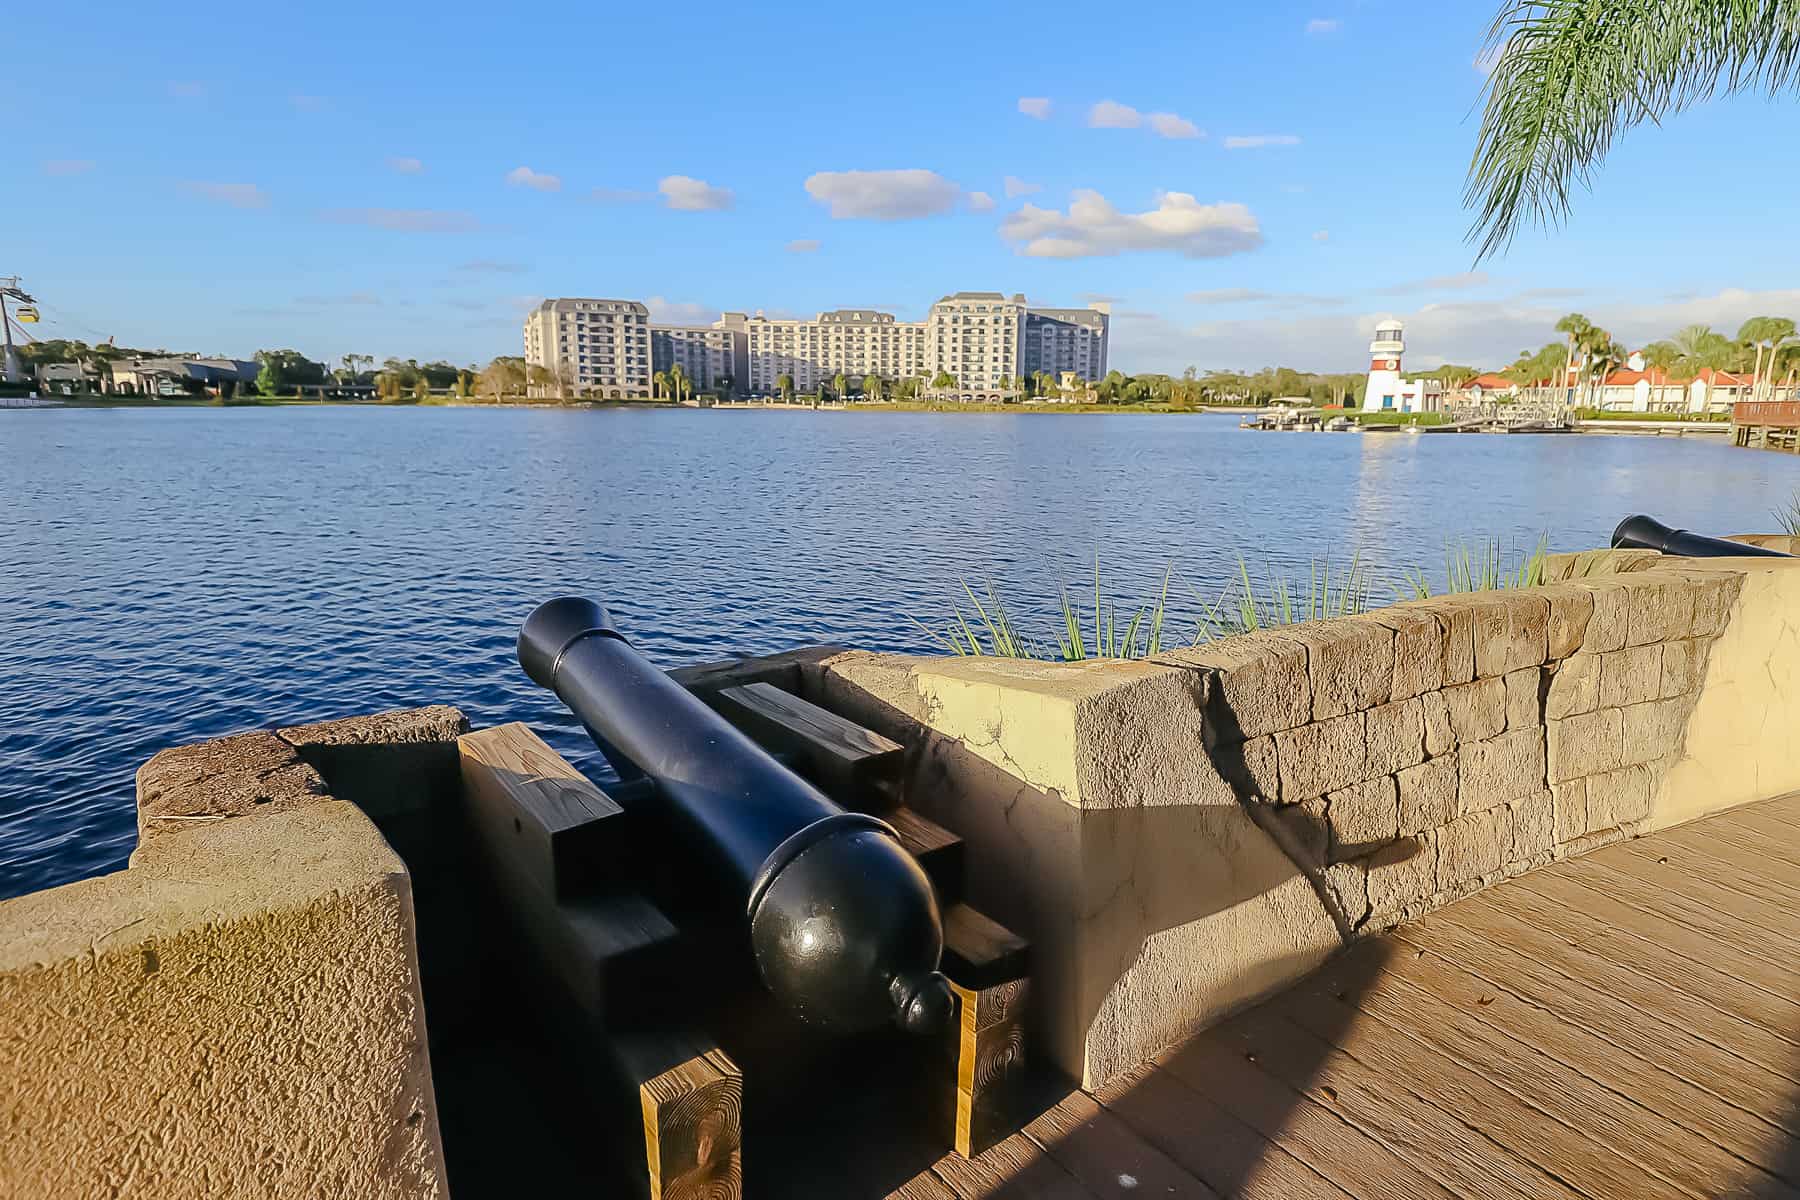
left=1360, top=318, right=1439, bottom=413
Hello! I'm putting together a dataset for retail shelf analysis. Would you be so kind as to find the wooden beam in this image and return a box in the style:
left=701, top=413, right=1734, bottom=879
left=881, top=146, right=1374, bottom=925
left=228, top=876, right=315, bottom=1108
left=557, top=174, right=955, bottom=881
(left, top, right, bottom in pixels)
left=888, top=807, right=965, bottom=905
left=625, top=1035, right=743, bottom=1200
left=714, top=681, right=901, bottom=796
left=459, top=721, right=622, bottom=899
left=938, top=903, right=1031, bottom=1159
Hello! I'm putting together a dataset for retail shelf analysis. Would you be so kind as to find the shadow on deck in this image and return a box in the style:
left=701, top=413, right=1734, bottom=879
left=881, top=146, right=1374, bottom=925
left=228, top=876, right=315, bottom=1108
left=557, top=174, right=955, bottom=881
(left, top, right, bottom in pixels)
left=888, top=792, right=1800, bottom=1199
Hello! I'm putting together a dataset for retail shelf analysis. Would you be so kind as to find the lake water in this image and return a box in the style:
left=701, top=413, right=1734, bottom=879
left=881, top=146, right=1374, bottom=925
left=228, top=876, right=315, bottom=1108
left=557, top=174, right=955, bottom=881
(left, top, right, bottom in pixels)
left=6, top=406, right=1799, bottom=899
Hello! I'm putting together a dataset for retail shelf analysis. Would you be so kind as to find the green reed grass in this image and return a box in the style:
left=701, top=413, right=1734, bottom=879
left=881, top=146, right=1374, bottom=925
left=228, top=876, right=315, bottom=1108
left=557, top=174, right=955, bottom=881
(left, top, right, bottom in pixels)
left=1774, top=492, right=1800, bottom=537
left=1398, top=534, right=1549, bottom=599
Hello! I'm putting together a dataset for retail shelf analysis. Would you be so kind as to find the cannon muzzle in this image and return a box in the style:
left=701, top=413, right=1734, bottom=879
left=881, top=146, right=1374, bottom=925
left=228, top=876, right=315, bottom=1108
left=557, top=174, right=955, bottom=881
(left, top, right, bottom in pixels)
left=517, top=597, right=953, bottom=1036
left=1611, top=515, right=1793, bottom=558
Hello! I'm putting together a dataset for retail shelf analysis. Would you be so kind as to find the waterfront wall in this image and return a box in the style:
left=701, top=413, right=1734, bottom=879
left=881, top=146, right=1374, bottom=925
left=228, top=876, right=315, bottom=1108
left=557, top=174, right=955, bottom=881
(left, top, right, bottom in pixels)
left=806, top=546, right=1789, bottom=1089
left=0, top=707, right=465, bottom=1200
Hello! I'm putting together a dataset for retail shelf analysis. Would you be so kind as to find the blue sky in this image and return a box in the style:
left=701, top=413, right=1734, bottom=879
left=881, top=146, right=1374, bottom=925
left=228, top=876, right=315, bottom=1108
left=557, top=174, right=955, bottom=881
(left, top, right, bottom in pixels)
left=10, top=0, right=1800, bottom=373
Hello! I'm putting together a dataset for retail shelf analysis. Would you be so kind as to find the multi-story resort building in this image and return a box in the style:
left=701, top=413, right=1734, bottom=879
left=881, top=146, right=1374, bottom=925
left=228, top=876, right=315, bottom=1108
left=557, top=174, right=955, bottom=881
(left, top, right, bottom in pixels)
left=649, top=313, right=748, bottom=396
left=522, top=298, right=652, bottom=398
left=526, top=291, right=1110, bottom=399
left=1023, top=307, right=1110, bottom=382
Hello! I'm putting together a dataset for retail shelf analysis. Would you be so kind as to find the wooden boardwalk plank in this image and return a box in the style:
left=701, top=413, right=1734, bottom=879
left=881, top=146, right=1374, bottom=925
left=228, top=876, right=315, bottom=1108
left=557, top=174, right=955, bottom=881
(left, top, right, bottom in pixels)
left=1512, top=869, right=1800, bottom=1009
left=1487, top=877, right=1800, bottom=1046
left=1558, top=852, right=1800, bottom=953
left=1021, top=1091, right=1220, bottom=1199
left=1433, top=895, right=1800, bottom=1085
left=1209, top=997, right=1585, bottom=1200
left=1092, top=1064, right=1354, bottom=1200
left=1396, top=909, right=1800, bottom=1135
left=929, top=1131, right=1096, bottom=1200
left=1689, top=815, right=1800, bottom=869
left=1292, top=941, right=1794, bottom=1199
left=1157, top=1024, right=1459, bottom=1200
left=1613, top=833, right=1800, bottom=909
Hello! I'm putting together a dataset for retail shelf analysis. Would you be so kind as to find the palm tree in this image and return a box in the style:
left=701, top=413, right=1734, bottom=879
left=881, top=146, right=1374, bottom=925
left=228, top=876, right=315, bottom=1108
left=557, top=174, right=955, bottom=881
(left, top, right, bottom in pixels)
left=1674, top=323, right=1734, bottom=414
left=776, top=373, right=794, bottom=403
left=863, top=374, right=884, bottom=403
left=1467, top=3, right=1800, bottom=257
left=833, top=372, right=847, bottom=404
left=1738, top=317, right=1797, bottom=401
left=669, top=364, right=689, bottom=404
left=1553, top=314, right=1591, bottom=403
left=652, top=370, right=669, bottom=401
left=1641, top=341, right=1683, bottom=412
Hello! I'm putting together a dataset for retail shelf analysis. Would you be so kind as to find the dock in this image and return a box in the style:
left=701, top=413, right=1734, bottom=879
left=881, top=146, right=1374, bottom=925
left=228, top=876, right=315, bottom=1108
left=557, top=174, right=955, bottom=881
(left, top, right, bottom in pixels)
left=891, top=789, right=1800, bottom=1199
left=1733, top=400, right=1800, bottom=451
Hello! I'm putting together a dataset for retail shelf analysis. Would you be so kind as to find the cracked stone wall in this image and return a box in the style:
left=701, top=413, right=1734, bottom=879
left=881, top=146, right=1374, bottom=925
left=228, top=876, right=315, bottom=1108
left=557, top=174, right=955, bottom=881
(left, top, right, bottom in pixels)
left=806, top=548, right=1798, bottom=1090
left=0, top=707, right=463, bottom=1200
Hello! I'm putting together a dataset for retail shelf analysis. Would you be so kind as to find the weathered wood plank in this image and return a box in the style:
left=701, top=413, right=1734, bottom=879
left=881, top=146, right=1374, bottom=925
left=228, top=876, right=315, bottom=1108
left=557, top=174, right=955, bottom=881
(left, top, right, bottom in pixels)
left=1614, top=826, right=1800, bottom=902
left=715, top=681, right=901, bottom=793
left=1157, top=1022, right=1459, bottom=1200
left=888, top=1171, right=961, bottom=1200
left=930, top=1131, right=1096, bottom=1199
left=891, top=806, right=966, bottom=905
left=1518, top=866, right=1800, bottom=1002
left=630, top=1038, right=743, bottom=1200
left=1556, top=852, right=1800, bottom=955
left=1396, top=909, right=1800, bottom=1134
left=1289, top=941, right=1788, bottom=1199
left=942, top=904, right=1030, bottom=991
left=1489, top=875, right=1800, bottom=1045
left=1212, top=999, right=1586, bottom=1200
left=1439, top=892, right=1800, bottom=1084
left=1022, top=1090, right=1221, bottom=1199
left=1091, top=1064, right=1354, bottom=1200
left=459, top=721, right=623, bottom=898
left=1362, top=913, right=1800, bottom=1184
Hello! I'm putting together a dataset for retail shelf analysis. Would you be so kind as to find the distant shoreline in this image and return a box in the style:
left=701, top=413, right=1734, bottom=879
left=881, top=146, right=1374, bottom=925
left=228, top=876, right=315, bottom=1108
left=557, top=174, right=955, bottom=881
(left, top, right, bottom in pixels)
left=13, top=394, right=1267, bottom=415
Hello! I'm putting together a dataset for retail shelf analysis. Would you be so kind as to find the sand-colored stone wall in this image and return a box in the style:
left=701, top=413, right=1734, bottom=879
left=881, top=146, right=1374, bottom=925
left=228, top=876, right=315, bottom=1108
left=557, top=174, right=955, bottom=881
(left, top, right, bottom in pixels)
left=0, top=707, right=465, bottom=1200
left=804, top=548, right=1792, bottom=1089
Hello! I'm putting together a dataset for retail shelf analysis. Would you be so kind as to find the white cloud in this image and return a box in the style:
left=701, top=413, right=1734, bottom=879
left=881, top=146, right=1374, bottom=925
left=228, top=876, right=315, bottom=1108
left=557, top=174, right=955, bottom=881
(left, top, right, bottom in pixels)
left=646, top=296, right=717, bottom=324
left=1305, top=18, right=1341, bottom=33
left=659, top=175, right=734, bottom=211
left=387, top=156, right=424, bottom=174
left=786, top=239, right=821, bottom=253
left=1105, top=287, right=1800, bottom=374
left=44, top=159, right=95, bottom=176
left=1224, top=134, right=1302, bottom=149
left=1018, top=97, right=1052, bottom=119
left=1148, top=112, right=1204, bottom=139
left=1088, top=100, right=1143, bottom=129
left=506, top=165, right=562, bottom=192
left=804, top=169, right=960, bottom=220
left=999, top=190, right=1262, bottom=259
left=319, top=208, right=484, bottom=233
left=179, top=181, right=268, bottom=209
left=1474, top=44, right=1503, bottom=75
left=169, top=81, right=204, bottom=98
left=967, top=190, right=996, bottom=212
left=1004, top=176, right=1042, bottom=198
left=1313, top=229, right=1330, bottom=241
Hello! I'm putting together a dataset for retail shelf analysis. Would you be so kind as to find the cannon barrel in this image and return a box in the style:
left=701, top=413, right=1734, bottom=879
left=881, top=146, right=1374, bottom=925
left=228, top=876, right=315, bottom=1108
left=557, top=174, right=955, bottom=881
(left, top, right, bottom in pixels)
left=1611, top=515, right=1793, bottom=559
left=517, top=597, right=953, bottom=1036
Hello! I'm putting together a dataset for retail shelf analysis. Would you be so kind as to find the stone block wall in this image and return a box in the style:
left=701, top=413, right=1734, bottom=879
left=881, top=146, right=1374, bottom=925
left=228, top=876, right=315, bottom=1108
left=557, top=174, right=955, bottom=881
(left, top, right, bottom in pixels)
left=1188, top=571, right=1742, bottom=936
left=806, top=550, right=1788, bottom=1089
left=0, top=707, right=465, bottom=1200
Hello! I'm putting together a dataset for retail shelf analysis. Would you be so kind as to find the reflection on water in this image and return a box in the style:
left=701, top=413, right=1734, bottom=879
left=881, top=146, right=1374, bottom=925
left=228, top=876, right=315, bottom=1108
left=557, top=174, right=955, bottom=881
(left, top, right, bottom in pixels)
left=4, top=406, right=1797, bottom=897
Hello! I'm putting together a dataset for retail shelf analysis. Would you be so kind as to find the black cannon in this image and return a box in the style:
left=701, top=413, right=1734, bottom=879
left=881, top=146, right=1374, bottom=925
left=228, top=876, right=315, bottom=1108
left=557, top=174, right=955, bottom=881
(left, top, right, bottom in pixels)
left=1611, top=514, right=1793, bottom=559
left=517, top=597, right=953, bottom=1036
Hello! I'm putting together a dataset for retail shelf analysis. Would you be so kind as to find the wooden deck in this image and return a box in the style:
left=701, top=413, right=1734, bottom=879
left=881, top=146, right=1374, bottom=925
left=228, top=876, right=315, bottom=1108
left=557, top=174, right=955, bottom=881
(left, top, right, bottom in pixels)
left=892, top=793, right=1800, bottom=1199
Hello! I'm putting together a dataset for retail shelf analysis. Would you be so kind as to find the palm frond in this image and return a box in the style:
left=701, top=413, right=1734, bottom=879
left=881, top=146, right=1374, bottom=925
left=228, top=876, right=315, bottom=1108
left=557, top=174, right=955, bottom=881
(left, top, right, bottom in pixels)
left=1466, top=0, right=1800, bottom=260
